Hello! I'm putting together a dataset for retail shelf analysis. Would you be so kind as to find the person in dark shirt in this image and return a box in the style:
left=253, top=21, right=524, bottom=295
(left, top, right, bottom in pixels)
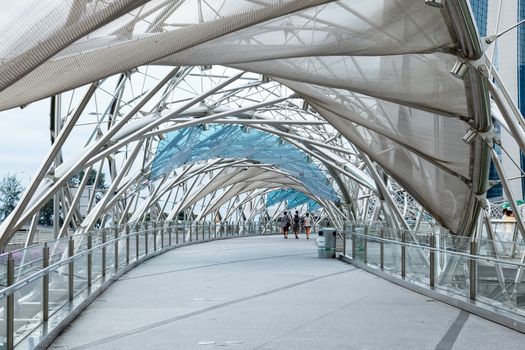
left=280, top=211, right=291, bottom=238
left=292, top=211, right=300, bottom=239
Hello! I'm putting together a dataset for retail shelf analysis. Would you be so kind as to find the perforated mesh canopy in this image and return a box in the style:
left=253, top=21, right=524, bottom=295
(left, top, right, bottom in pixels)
left=0, top=0, right=491, bottom=236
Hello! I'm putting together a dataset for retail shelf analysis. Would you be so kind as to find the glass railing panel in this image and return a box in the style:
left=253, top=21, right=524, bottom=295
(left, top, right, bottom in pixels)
left=200, top=224, right=205, bottom=239
left=476, top=259, right=525, bottom=316
left=117, top=238, right=127, bottom=268
left=0, top=298, right=6, bottom=349
left=90, top=245, right=103, bottom=284
left=192, top=225, right=199, bottom=241
left=105, top=238, right=115, bottom=276
left=201, top=224, right=206, bottom=239
left=48, top=266, right=69, bottom=318
left=435, top=237, right=469, bottom=298
left=344, top=229, right=352, bottom=259
left=366, top=226, right=381, bottom=268
left=138, top=231, right=146, bottom=258
left=0, top=256, right=7, bottom=288
left=475, top=235, right=525, bottom=314
left=13, top=245, right=44, bottom=283
left=74, top=251, right=88, bottom=295
left=405, top=232, right=431, bottom=284
left=47, top=240, right=68, bottom=266
left=173, top=225, right=181, bottom=243
left=128, top=234, right=138, bottom=264
left=0, top=253, right=7, bottom=348
left=158, top=224, right=166, bottom=247
left=13, top=278, right=42, bottom=345
left=382, top=228, right=402, bottom=276
left=353, top=227, right=365, bottom=264
left=148, top=228, right=156, bottom=252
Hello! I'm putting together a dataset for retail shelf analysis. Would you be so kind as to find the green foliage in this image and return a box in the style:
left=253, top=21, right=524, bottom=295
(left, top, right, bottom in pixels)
left=38, top=199, right=54, bottom=226
left=69, top=169, right=107, bottom=189
left=0, top=174, right=23, bottom=220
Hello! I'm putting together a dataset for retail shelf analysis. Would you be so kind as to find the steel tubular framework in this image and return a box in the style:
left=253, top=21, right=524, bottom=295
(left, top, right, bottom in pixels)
left=0, top=0, right=525, bottom=318
left=3, top=0, right=525, bottom=347
left=0, top=0, right=524, bottom=247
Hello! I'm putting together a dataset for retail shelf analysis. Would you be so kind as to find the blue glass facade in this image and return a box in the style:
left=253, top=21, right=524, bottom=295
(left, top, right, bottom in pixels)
left=470, top=0, right=489, bottom=36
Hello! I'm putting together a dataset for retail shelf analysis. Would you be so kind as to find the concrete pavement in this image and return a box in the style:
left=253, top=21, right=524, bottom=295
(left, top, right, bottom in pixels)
left=49, top=235, right=525, bottom=350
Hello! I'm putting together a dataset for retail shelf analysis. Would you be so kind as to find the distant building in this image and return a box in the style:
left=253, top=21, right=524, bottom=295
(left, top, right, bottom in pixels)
left=470, top=0, right=523, bottom=201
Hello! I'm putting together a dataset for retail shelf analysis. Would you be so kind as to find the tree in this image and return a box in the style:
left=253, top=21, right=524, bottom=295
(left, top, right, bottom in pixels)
left=69, top=169, right=107, bottom=189
left=38, top=199, right=54, bottom=226
left=0, top=174, right=23, bottom=220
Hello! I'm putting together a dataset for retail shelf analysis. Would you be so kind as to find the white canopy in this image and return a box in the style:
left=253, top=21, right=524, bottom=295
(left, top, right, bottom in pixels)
left=0, top=0, right=490, bottom=235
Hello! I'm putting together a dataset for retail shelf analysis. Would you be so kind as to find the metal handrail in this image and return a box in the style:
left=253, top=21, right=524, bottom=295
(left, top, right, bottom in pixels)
left=0, top=220, right=278, bottom=350
left=349, top=231, right=525, bottom=269
left=342, top=223, right=525, bottom=326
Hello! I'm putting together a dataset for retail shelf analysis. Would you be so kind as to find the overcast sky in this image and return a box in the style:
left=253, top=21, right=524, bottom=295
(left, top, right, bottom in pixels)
left=0, top=100, right=51, bottom=187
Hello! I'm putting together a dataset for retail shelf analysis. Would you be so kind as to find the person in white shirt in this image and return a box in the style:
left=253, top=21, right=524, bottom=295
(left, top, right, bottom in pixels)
left=303, top=212, right=312, bottom=239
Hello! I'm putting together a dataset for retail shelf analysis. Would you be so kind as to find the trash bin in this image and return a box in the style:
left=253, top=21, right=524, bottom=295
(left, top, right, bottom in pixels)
left=317, top=228, right=336, bottom=258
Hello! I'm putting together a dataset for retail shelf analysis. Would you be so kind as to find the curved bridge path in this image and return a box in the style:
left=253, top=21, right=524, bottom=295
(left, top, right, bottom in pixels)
left=49, top=235, right=525, bottom=350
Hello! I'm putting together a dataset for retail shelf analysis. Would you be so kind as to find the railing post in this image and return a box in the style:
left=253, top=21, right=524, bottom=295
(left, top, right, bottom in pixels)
left=363, top=225, right=368, bottom=264
left=135, top=224, right=140, bottom=260
left=7, top=253, right=14, bottom=350
left=43, top=243, right=49, bottom=322
left=114, top=226, right=119, bottom=271
left=144, top=222, right=149, bottom=255
left=189, top=222, right=193, bottom=242
left=343, top=223, right=347, bottom=256
left=153, top=221, right=157, bottom=252
left=176, top=224, right=180, bottom=244
left=87, top=235, right=92, bottom=288
left=102, top=228, right=107, bottom=278
left=69, top=236, right=74, bottom=301
left=196, top=223, right=199, bottom=241
left=470, top=241, right=477, bottom=301
left=168, top=222, right=172, bottom=246
left=430, top=234, right=435, bottom=287
left=161, top=222, right=165, bottom=249
left=202, top=223, right=205, bottom=241
left=380, top=228, right=384, bottom=269
left=401, top=230, right=406, bottom=279
left=126, top=224, right=130, bottom=265
left=351, top=224, right=356, bottom=260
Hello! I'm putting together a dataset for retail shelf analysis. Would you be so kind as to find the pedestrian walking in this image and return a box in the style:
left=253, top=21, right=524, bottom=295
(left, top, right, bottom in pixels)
left=303, top=212, right=312, bottom=239
left=280, top=211, right=291, bottom=238
left=292, top=211, right=300, bottom=239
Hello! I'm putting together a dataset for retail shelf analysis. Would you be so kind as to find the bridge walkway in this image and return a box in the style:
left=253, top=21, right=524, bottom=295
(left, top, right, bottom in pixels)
left=49, top=235, right=525, bottom=350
